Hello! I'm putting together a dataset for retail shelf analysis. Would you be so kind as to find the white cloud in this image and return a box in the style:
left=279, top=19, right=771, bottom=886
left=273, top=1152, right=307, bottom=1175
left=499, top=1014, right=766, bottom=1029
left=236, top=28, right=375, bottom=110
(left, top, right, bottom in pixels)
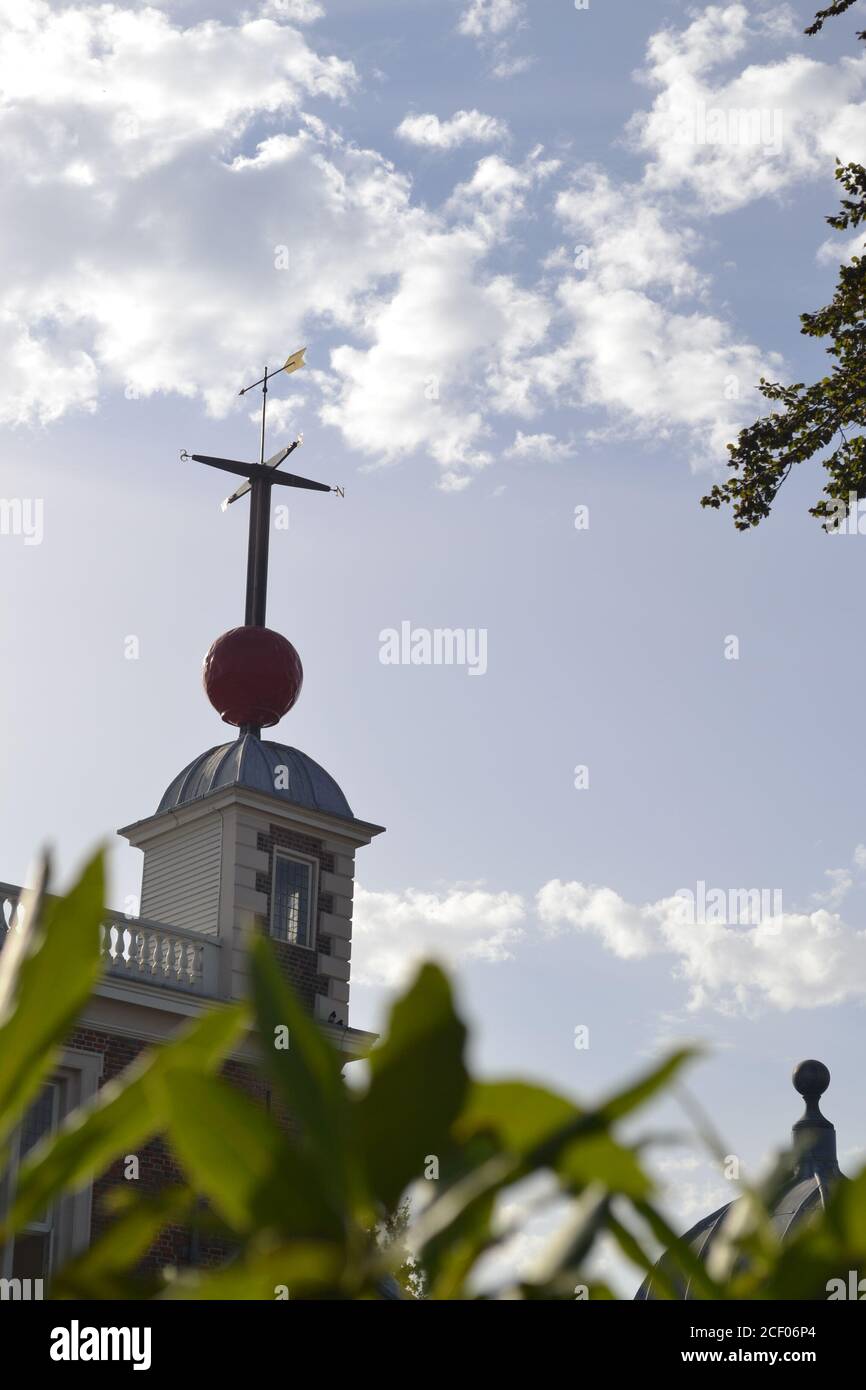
left=537, top=874, right=866, bottom=1013
left=262, top=0, right=325, bottom=20
left=485, top=3, right=864, bottom=469
left=356, top=840, right=866, bottom=1009
left=537, top=880, right=661, bottom=961
left=396, top=109, right=509, bottom=150
left=648, top=1149, right=736, bottom=1238
left=505, top=431, right=575, bottom=462
left=0, top=314, right=99, bottom=427
left=812, top=867, right=853, bottom=909
left=352, top=884, right=525, bottom=987
left=0, top=0, right=822, bottom=487
left=0, top=3, right=554, bottom=487
left=458, top=0, right=524, bottom=40
left=817, top=229, right=866, bottom=265
left=322, top=150, right=557, bottom=487
left=0, top=3, right=356, bottom=179
left=320, top=231, right=502, bottom=485
left=753, top=4, right=800, bottom=42
left=811, top=841, right=866, bottom=908
left=251, top=394, right=306, bottom=436
left=0, top=2, right=568, bottom=489
left=555, top=278, right=775, bottom=469
left=446, top=148, right=560, bottom=234
left=628, top=1, right=866, bottom=214
left=491, top=54, right=534, bottom=81
left=457, top=0, right=530, bottom=83
left=505, top=168, right=780, bottom=469
left=555, top=170, right=705, bottom=296
left=16, top=117, right=425, bottom=418
left=0, top=2, right=366, bottom=424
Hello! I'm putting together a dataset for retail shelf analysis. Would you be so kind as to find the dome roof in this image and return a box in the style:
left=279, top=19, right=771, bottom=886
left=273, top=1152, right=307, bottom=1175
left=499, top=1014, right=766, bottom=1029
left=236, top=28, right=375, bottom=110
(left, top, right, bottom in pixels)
left=636, top=1060, right=843, bottom=1300
left=635, top=1178, right=831, bottom=1301
left=157, top=733, right=353, bottom=820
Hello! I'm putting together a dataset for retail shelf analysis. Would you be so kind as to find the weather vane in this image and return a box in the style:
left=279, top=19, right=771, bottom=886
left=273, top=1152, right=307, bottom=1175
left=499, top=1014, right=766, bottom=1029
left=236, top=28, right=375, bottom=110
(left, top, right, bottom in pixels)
left=181, top=346, right=342, bottom=627
left=181, top=346, right=343, bottom=739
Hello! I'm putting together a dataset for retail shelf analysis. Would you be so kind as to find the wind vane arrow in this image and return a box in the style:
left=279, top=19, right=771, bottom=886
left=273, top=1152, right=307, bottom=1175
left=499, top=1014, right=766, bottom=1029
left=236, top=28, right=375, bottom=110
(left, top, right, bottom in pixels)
left=238, top=346, right=307, bottom=397
left=180, top=346, right=342, bottom=631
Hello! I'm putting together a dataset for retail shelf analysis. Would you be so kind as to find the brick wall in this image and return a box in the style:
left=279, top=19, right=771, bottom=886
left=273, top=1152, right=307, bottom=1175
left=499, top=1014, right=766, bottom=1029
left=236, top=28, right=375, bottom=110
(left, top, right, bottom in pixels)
left=67, top=1025, right=272, bottom=1271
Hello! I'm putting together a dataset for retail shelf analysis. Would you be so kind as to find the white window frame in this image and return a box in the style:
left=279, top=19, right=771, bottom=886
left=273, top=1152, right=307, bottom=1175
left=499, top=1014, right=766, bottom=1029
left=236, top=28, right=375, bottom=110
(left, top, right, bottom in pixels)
left=3, top=1081, right=59, bottom=1282
left=0, top=1048, right=102, bottom=1283
left=269, top=850, right=318, bottom=951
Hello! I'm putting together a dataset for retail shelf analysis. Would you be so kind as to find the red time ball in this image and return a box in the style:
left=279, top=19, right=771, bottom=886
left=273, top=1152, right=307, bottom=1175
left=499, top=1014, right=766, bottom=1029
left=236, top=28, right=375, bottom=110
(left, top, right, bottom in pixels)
left=203, top=626, right=303, bottom=729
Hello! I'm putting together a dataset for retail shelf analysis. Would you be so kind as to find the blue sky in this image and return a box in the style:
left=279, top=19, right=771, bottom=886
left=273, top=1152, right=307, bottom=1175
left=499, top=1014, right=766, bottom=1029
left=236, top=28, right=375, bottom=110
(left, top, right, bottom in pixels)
left=3, top=0, right=866, bottom=1290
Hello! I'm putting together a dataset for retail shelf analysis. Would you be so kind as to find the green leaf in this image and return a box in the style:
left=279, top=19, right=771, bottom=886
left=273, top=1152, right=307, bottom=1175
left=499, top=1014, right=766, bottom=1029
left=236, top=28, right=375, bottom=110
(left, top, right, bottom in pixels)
left=823, top=1161, right=866, bottom=1248
left=158, top=1068, right=343, bottom=1240
left=0, top=850, right=105, bottom=1146
left=4, top=1002, right=246, bottom=1236
left=423, top=1187, right=496, bottom=1301
left=457, top=1081, right=650, bottom=1197
left=699, top=159, right=866, bottom=530
left=355, top=963, right=469, bottom=1211
left=598, top=1049, right=699, bottom=1125
left=606, top=1210, right=684, bottom=1302
left=165, top=1242, right=348, bottom=1300
left=631, top=1198, right=725, bottom=1301
left=457, top=1081, right=577, bottom=1152
left=558, top=1133, right=649, bottom=1198
left=248, top=934, right=357, bottom=1211
left=518, top=1185, right=611, bottom=1297
left=755, top=1164, right=866, bottom=1300
left=415, top=1060, right=691, bottom=1269
left=51, top=1188, right=196, bottom=1299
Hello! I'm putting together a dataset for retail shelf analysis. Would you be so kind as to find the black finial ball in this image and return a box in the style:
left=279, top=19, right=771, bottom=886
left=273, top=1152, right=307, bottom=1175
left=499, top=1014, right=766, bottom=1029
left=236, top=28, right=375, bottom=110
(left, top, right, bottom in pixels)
left=792, top=1059, right=830, bottom=1100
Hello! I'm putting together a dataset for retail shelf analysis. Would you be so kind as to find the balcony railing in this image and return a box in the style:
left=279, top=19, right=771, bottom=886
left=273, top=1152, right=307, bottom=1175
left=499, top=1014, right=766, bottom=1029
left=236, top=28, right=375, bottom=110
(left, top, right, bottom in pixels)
left=0, top=882, right=220, bottom=998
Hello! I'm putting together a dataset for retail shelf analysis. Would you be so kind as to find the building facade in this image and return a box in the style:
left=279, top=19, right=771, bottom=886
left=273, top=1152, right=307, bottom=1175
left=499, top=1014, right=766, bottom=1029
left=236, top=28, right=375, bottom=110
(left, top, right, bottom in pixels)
left=1, top=728, right=383, bottom=1282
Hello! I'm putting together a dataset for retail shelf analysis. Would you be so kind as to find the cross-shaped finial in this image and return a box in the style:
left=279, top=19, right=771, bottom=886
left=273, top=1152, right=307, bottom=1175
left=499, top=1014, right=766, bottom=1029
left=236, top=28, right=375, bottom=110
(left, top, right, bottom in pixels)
left=181, top=348, right=341, bottom=627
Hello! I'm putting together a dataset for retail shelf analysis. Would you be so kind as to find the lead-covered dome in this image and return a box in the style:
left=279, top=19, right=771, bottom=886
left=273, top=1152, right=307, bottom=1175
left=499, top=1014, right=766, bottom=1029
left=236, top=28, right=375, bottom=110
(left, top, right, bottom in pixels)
left=157, top=733, right=353, bottom=819
left=636, top=1060, right=843, bottom=1300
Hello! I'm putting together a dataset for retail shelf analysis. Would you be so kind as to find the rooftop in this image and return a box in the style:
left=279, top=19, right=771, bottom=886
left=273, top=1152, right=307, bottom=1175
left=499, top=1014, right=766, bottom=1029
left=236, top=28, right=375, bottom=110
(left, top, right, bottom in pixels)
left=636, top=1059, right=843, bottom=1300
left=156, top=733, right=354, bottom=820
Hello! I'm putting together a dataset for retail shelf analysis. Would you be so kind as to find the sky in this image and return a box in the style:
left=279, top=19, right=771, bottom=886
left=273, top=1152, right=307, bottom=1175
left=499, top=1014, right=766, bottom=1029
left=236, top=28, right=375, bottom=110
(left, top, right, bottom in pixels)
left=3, top=0, right=866, bottom=1294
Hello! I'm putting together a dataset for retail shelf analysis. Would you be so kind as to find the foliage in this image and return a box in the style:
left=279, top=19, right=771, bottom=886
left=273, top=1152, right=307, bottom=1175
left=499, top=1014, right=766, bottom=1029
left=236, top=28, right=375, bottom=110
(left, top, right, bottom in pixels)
left=804, top=0, right=865, bottom=41
left=1, top=853, right=865, bottom=1300
left=701, top=163, right=866, bottom=529
left=377, top=1198, right=426, bottom=1299
left=701, top=5, right=866, bottom=528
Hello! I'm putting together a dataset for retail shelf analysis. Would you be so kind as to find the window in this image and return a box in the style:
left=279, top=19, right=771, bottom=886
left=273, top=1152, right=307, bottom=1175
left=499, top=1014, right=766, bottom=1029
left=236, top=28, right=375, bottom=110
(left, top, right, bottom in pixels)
left=1, top=1051, right=102, bottom=1288
left=4, top=1081, right=59, bottom=1281
left=271, top=852, right=316, bottom=948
